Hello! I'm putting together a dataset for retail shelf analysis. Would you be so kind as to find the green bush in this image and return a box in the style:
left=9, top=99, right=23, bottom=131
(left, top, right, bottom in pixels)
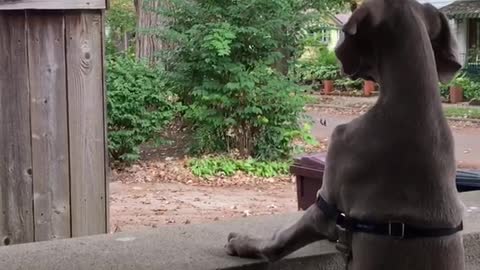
left=294, top=47, right=340, bottom=83
left=335, top=78, right=363, bottom=91
left=317, top=65, right=339, bottom=80
left=182, top=65, right=309, bottom=160
left=462, top=80, right=480, bottom=101
left=439, top=82, right=450, bottom=99
left=106, top=55, right=181, bottom=162
left=444, top=72, right=480, bottom=101
left=105, top=0, right=136, bottom=55
left=294, top=61, right=339, bottom=83
left=159, top=0, right=320, bottom=160
left=316, top=47, right=338, bottom=66
left=188, top=156, right=291, bottom=178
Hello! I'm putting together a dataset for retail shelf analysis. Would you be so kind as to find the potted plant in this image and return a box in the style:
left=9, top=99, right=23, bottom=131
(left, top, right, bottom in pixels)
left=449, top=73, right=468, bottom=104
left=318, top=65, right=338, bottom=94
left=363, top=80, right=376, bottom=96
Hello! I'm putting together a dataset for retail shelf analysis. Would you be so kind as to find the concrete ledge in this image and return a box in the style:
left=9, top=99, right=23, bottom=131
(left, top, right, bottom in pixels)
left=1, top=191, right=480, bottom=270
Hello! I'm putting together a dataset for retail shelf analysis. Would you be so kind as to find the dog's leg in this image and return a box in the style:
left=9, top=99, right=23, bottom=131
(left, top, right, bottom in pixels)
left=226, top=202, right=336, bottom=262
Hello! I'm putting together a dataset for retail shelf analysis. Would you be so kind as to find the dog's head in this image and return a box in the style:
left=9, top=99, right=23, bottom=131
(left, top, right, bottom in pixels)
left=335, top=0, right=462, bottom=83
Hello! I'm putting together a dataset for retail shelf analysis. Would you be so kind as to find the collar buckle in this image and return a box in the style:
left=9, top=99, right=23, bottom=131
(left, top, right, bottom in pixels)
left=388, top=221, right=406, bottom=239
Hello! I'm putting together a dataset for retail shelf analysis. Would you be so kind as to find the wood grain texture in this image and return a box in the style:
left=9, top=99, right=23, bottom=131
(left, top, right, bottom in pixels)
left=27, top=11, right=71, bottom=241
left=0, top=11, right=34, bottom=246
left=100, top=10, right=110, bottom=233
left=66, top=10, right=107, bottom=237
left=0, top=0, right=106, bottom=10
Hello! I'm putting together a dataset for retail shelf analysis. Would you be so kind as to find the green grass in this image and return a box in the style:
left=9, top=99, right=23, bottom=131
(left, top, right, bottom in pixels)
left=188, top=156, right=292, bottom=178
left=443, top=107, right=480, bottom=119
left=305, top=94, right=319, bottom=104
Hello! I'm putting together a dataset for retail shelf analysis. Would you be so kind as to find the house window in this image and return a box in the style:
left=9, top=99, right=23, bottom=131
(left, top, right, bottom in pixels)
left=319, top=29, right=331, bottom=44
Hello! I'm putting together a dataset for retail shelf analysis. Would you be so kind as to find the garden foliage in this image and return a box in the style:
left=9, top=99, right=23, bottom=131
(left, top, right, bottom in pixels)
left=156, top=0, right=340, bottom=160
left=107, top=54, right=181, bottom=162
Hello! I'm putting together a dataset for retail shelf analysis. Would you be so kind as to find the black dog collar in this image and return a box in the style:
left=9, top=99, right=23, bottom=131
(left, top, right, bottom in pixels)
left=316, top=195, right=463, bottom=239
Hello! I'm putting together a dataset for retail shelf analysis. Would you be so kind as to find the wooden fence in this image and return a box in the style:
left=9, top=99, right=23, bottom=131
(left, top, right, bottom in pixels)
left=0, top=3, right=108, bottom=246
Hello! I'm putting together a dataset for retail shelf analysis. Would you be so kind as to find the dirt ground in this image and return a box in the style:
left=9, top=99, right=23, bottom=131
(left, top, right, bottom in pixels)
left=110, top=101, right=480, bottom=233
left=110, top=181, right=298, bottom=232
left=109, top=128, right=303, bottom=233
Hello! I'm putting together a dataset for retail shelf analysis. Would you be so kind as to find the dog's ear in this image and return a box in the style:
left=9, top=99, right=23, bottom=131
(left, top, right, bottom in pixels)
left=431, top=11, right=462, bottom=83
left=343, top=6, right=369, bottom=36
left=335, top=2, right=384, bottom=78
left=343, top=2, right=384, bottom=36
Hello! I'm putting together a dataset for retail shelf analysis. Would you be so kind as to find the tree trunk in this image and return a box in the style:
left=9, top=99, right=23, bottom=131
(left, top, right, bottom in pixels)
left=124, top=32, right=129, bottom=52
left=134, top=0, right=167, bottom=65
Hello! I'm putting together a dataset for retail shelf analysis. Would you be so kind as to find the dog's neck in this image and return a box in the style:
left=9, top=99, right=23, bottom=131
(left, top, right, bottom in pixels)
left=375, top=15, right=443, bottom=113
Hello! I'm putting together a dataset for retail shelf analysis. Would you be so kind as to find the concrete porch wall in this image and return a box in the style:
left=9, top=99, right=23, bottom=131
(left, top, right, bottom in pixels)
left=0, top=191, right=479, bottom=270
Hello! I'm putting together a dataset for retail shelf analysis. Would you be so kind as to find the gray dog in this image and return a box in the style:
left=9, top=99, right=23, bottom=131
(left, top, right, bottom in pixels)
left=226, top=0, right=466, bottom=269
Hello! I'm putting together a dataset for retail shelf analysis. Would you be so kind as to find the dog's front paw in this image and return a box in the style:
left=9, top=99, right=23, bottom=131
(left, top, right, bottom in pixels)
left=225, top=232, right=264, bottom=259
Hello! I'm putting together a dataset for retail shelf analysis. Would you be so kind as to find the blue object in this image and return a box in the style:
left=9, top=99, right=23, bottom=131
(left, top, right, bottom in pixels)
left=456, top=170, right=480, bottom=192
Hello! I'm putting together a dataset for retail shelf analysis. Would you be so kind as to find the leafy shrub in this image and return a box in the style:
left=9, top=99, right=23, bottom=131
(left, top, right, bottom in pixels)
left=182, top=65, right=309, bottom=160
left=447, top=72, right=480, bottom=101
left=255, top=122, right=319, bottom=160
left=107, top=54, right=181, bottom=162
left=317, top=65, right=339, bottom=80
left=316, top=47, right=339, bottom=66
left=188, top=156, right=291, bottom=178
left=105, top=0, right=136, bottom=55
left=294, top=47, right=340, bottom=83
left=159, top=0, right=321, bottom=160
left=294, top=62, right=339, bottom=83
left=439, top=82, right=450, bottom=99
left=335, top=78, right=363, bottom=91
left=461, top=78, right=480, bottom=101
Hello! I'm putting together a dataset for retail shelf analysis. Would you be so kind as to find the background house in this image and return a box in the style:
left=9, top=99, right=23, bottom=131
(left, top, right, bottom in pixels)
left=417, top=0, right=454, bottom=8
left=319, top=0, right=480, bottom=74
left=298, top=13, right=348, bottom=61
left=441, top=0, right=480, bottom=74
left=321, top=0, right=454, bottom=51
left=324, top=13, right=351, bottom=50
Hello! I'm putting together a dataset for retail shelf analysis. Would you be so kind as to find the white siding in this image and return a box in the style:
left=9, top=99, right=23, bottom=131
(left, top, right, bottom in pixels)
left=416, top=0, right=454, bottom=8
left=455, top=19, right=468, bottom=65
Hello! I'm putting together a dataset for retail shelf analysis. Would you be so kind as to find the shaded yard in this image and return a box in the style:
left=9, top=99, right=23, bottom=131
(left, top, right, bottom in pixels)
left=110, top=102, right=480, bottom=232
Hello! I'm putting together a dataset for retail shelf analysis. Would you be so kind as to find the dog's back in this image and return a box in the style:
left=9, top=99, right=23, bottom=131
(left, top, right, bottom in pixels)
left=331, top=109, right=464, bottom=269
left=331, top=0, right=465, bottom=268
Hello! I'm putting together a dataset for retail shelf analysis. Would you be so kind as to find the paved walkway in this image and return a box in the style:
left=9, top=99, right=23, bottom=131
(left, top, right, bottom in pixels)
left=308, top=110, right=480, bottom=169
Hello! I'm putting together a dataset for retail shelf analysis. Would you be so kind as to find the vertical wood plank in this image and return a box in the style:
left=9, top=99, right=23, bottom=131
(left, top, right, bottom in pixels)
left=0, top=11, right=34, bottom=246
left=100, top=10, right=110, bottom=233
left=65, top=10, right=107, bottom=237
left=27, top=11, right=71, bottom=241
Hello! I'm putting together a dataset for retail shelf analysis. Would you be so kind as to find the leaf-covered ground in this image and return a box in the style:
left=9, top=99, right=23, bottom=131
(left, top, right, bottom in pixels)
left=110, top=98, right=480, bottom=232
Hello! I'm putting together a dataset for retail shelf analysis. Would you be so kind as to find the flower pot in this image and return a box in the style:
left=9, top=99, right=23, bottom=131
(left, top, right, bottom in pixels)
left=449, top=86, right=463, bottom=104
left=323, top=80, right=334, bottom=94
left=363, top=80, right=375, bottom=96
